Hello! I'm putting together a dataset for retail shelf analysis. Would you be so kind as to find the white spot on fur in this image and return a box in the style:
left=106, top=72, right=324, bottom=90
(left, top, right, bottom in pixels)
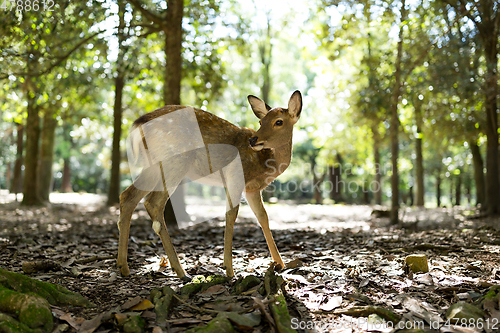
left=152, top=221, right=161, bottom=235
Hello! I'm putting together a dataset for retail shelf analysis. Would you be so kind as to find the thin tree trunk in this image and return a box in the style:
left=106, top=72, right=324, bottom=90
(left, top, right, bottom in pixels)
left=415, top=101, right=424, bottom=207
left=163, top=0, right=187, bottom=231
left=38, top=107, right=57, bottom=202
left=22, top=75, right=43, bottom=206
left=372, top=125, right=382, bottom=205
left=363, top=180, right=370, bottom=204
left=10, top=123, right=24, bottom=196
left=455, top=173, right=461, bottom=206
left=108, top=1, right=127, bottom=206
left=5, top=163, right=11, bottom=191
left=469, top=139, right=485, bottom=207
left=436, top=172, right=441, bottom=207
left=108, top=74, right=124, bottom=205
left=329, top=153, right=343, bottom=202
left=60, top=158, right=73, bottom=193
left=449, top=177, right=453, bottom=206
left=483, top=29, right=499, bottom=215
left=312, top=161, right=323, bottom=204
left=260, top=16, right=272, bottom=104
left=390, top=0, right=406, bottom=224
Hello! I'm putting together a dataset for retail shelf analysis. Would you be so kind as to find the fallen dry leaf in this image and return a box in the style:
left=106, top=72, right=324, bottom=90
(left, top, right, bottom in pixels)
left=129, top=299, right=154, bottom=311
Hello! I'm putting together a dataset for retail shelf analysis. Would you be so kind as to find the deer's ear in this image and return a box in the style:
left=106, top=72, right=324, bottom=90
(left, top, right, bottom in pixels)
left=247, top=95, right=271, bottom=119
left=288, top=90, right=302, bottom=122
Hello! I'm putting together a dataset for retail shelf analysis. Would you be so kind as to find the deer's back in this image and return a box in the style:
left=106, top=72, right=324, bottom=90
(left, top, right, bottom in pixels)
left=132, top=106, right=277, bottom=191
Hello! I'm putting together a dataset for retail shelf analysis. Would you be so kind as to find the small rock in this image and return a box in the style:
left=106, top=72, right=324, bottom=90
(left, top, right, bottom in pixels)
left=109, top=272, right=117, bottom=282
left=445, top=302, right=484, bottom=324
left=405, top=254, right=429, bottom=273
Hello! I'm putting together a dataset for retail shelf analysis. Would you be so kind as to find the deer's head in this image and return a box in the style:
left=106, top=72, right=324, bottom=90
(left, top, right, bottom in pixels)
left=247, top=90, right=302, bottom=151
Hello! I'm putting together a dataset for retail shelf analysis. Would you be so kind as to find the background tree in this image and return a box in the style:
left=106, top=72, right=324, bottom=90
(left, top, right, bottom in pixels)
left=439, top=0, right=500, bottom=215
left=0, top=1, right=106, bottom=205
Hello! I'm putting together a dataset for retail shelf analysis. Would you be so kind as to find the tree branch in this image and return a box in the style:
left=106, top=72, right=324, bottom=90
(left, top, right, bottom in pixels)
left=402, top=14, right=461, bottom=82
left=128, top=0, right=165, bottom=28
left=442, top=0, right=480, bottom=28
left=0, top=31, right=101, bottom=80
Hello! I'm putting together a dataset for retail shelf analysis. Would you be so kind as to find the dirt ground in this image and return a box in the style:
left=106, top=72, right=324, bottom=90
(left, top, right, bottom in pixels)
left=0, top=191, right=499, bottom=332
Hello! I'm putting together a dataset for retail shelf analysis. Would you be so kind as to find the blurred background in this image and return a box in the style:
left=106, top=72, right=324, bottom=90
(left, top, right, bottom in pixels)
left=0, top=0, right=498, bottom=224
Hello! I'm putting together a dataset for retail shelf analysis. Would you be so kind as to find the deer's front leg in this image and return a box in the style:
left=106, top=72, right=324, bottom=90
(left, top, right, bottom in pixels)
left=245, top=190, right=284, bottom=270
left=223, top=204, right=239, bottom=277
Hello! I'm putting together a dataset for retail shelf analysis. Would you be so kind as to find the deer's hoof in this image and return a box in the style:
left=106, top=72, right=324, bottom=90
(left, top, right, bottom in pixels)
left=118, top=265, right=130, bottom=277
left=273, top=262, right=284, bottom=272
left=180, top=274, right=193, bottom=282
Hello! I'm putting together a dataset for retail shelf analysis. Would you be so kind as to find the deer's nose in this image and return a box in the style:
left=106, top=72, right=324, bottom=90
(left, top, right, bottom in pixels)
left=249, top=136, right=258, bottom=147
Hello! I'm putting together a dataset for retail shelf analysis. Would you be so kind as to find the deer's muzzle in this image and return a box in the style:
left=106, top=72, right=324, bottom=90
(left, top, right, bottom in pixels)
left=249, top=136, right=264, bottom=151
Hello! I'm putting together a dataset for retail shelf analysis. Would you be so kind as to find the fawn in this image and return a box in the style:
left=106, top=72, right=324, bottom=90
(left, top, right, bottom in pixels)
left=117, top=90, right=302, bottom=280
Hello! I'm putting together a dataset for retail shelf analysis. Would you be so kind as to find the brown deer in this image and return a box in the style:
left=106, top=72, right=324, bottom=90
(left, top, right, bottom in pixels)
left=117, top=90, right=302, bottom=280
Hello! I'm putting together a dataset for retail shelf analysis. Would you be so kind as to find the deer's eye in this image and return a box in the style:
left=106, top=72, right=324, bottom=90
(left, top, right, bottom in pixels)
left=275, top=120, right=283, bottom=126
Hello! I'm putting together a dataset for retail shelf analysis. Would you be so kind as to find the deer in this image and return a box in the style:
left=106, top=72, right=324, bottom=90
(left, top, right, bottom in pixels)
left=117, top=90, right=302, bottom=281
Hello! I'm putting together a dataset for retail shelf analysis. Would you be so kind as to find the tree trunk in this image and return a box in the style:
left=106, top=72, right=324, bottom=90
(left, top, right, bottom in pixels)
left=260, top=16, right=272, bottom=104
left=390, top=0, right=406, bottom=224
left=329, top=153, right=343, bottom=202
left=414, top=101, right=424, bottom=206
left=482, top=28, right=499, bottom=215
left=22, top=75, right=43, bottom=206
left=436, top=172, right=441, bottom=207
left=363, top=180, right=370, bottom=204
left=60, top=158, right=73, bottom=193
left=5, top=163, right=11, bottom=191
left=38, top=107, right=57, bottom=202
left=108, top=1, right=126, bottom=207
left=372, top=125, right=382, bottom=205
left=163, top=0, right=183, bottom=106
left=455, top=173, right=461, bottom=206
left=107, top=74, right=124, bottom=205
left=449, top=177, right=453, bottom=206
left=312, top=161, right=322, bottom=204
left=10, top=123, right=24, bottom=196
left=408, top=186, right=414, bottom=206
left=163, top=0, right=187, bottom=232
left=469, top=139, right=485, bottom=207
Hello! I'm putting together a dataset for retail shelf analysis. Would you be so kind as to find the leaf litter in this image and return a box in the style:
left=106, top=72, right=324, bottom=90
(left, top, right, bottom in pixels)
left=0, top=194, right=499, bottom=332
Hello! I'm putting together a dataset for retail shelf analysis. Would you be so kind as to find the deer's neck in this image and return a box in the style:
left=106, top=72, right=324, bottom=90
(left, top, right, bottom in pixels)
left=272, top=139, right=293, bottom=175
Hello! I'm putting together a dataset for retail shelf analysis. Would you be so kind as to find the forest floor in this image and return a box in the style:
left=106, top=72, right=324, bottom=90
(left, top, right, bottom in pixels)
left=0, top=191, right=500, bottom=333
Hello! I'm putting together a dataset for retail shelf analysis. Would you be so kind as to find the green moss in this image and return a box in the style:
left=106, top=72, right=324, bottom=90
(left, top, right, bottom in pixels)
left=123, top=315, right=146, bottom=333
left=185, top=314, right=236, bottom=333
left=0, top=268, right=94, bottom=307
left=18, top=296, right=53, bottom=332
left=0, top=313, right=36, bottom=333
left=232, top=275, right=261, bottom=295
left=180, top=275, right=229, bottom=297
left=153, top=286, right=175, bottom=326
left=0, top=268, right=94, bottom=333
left=269, top=293, right=296, bottom=333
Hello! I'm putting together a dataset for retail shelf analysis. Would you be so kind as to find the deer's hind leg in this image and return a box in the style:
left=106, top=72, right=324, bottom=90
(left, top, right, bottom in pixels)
left=117, top=184, right=150, bottom=276
left=144, top=159, right=191, bottom=280
left=221, top=168, right=244, bottom=278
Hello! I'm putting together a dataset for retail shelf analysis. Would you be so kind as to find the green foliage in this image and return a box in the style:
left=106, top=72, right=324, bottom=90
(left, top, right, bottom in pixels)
left=0, top=0, right=494, bottom=206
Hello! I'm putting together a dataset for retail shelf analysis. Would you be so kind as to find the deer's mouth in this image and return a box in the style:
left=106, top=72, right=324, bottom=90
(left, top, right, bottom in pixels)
left=249, top=136, right=264, bottom=151
left=250, top=143, right=264, bottom=151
